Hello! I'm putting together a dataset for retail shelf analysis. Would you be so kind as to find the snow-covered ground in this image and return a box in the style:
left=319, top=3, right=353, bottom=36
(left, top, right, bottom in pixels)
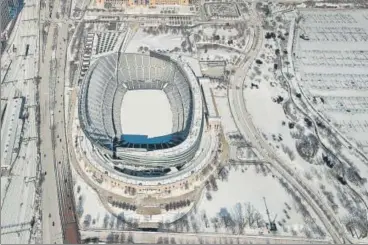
left=234, top=8, right=368, bottom=242
left=294, top=10, right=368, bottom=154
left=125, top=29, right=184, bottom=54
left=213, top=96, right=238, bottom=136
left=198, top=47, right=240, bottom=64
left=73, top=170, right=113, bottom=230
left=120, top=90, right=172, bottom=137
left=73, top=168, right=193, bottom=231
left=169, top=166, right=329, bottom=240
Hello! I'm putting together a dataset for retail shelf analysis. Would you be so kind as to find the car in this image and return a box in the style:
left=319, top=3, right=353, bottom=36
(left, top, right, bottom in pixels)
left=52, top=221, right=55, bottom=226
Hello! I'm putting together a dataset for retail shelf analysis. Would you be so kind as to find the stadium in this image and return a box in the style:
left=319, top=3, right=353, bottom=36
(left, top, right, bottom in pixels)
left=78, top=52, right=205, bottom=178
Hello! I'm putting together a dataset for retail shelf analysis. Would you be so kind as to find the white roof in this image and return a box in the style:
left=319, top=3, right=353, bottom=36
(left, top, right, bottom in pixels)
left=1, top=98, right=23, bottom=169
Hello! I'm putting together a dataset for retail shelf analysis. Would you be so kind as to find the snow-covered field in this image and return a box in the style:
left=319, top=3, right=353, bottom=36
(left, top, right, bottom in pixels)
left=125, top=29, right=184, bottom=53
left=169, top=166, right=329, bottom=240
left=74, top=171, right=110, bottom=229
left=121, top=90, right=172, bottom=137
left=198, top=47, right=240, bottom=64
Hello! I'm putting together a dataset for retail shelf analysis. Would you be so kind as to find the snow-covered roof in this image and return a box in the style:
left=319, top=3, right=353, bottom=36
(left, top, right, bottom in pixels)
left=1, top=98, right=23, bottom=170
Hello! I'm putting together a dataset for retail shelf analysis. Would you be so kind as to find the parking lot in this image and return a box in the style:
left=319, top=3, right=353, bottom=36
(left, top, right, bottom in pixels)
left=294, top=10, right=368, bottom=153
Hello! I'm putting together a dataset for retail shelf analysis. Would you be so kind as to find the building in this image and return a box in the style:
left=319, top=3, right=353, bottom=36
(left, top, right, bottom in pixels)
left=1, top=0, right=23, bottom=50
left=96, top=0, right=189, bottom=8
left=78, top=52, right=204, bottom=170
left=1, top=98, right=24, bottom=175
left=1, top=0, right=12, bottom=34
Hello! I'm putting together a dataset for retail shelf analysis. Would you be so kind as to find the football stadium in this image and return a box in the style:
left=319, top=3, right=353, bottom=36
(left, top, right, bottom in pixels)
left=78, top=52, right=207, bottom=178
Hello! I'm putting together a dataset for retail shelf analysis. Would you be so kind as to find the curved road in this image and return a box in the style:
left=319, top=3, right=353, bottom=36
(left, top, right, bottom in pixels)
left=227, top=3, right=348, bottom=244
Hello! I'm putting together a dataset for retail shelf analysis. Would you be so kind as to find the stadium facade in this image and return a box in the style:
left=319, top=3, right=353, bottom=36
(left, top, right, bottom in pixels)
left=78, top=52, right=204, bottom=177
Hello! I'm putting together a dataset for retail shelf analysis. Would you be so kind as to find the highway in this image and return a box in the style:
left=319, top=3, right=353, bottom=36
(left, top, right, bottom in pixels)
left=38, top=0, right=63, bottom=242
left=38, top=0, right=79, bottom=243
left=227, top=2, right=349, bottom=244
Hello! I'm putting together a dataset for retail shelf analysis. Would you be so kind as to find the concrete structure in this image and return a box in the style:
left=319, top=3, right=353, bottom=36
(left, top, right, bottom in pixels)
left=72, top=51, right=218, bottom=222
left=199, top=77, right=221, bottom=130
left=79, top=52, right=204, bottom=172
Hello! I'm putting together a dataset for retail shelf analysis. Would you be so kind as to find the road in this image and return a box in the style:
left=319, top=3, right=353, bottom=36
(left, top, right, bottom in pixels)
left=38, top=0, right=64, bottom=242
left=38, top=0, right=79, bottom=243
left=227, top=2, right=348, bottom=244
left=80, top=228, right=332, bottom=244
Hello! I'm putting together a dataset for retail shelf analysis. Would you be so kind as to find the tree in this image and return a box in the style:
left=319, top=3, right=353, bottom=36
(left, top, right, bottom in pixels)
left=83, top=214, right=92, bottom=228
left=127, top=233, right=134, bottom=243
left=106, top=233, right=114, bottom=243
left=231, top=203, right=247, bottom=234
left=103, top=214, right=110, bottom=228
left=163, top=237, right=169, bottom=244
left=205, top=192, right=212, bottom=201
left=109, top=216, right=116, bottom=229
left=157, top=237, right=163, bottom=244
left=254, top=210, right=264, bottom=228
left=194, top=33, right=201, bottom=42
left=246, top=204, right=257, bottom=228
left=218, top=208, right=234, bottom=230
left=116, top=212, right=125, bottom=229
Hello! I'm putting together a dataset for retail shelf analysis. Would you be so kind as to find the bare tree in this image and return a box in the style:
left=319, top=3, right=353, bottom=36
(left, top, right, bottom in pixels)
left=83, top=214, right=92, bottom=228
left=254, top=210, right=265, bottom=228
left=127, top=233, right=134, bottom=243
left=246, top=203, right=257, bottom=228
left=163, top=237, right=169, bottom=244
left=109, top=216, right=116, bottom=229
left=119, top=233, right=125, bottom=243
left=106, top=233, right=114, bottom=243
left=231, top=203, right=247, bottom=234
left=202, top=210, right=209, bottom=228
left=103, top=214, right=110, bottom=229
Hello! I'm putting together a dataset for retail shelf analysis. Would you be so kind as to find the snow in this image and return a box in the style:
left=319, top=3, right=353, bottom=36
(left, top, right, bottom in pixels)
left=0, top=1, right=39, bottom=240
left=200, top=168, right=300, bottom=226
left=236, top=147, right=259, bottom=161
left=73, top=170, right=112, bottom=229
left=125, top=29, right=183, bottom=53
left=73, top=168, right=193, bottom=230
left=120, top=90, right=172, bottom=138
left=184, top=166, right=329, bottom=239
left=294, top=10, right=368, bottom=154
left=1, top=177, right=10, bottom=205
left=198, top=46, right=240, bottom=64
left=180, top=56, right=202, bottom=77
left=202, top=27, right=240, bottom=39
left=213, top=96, right=238, bottom=136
